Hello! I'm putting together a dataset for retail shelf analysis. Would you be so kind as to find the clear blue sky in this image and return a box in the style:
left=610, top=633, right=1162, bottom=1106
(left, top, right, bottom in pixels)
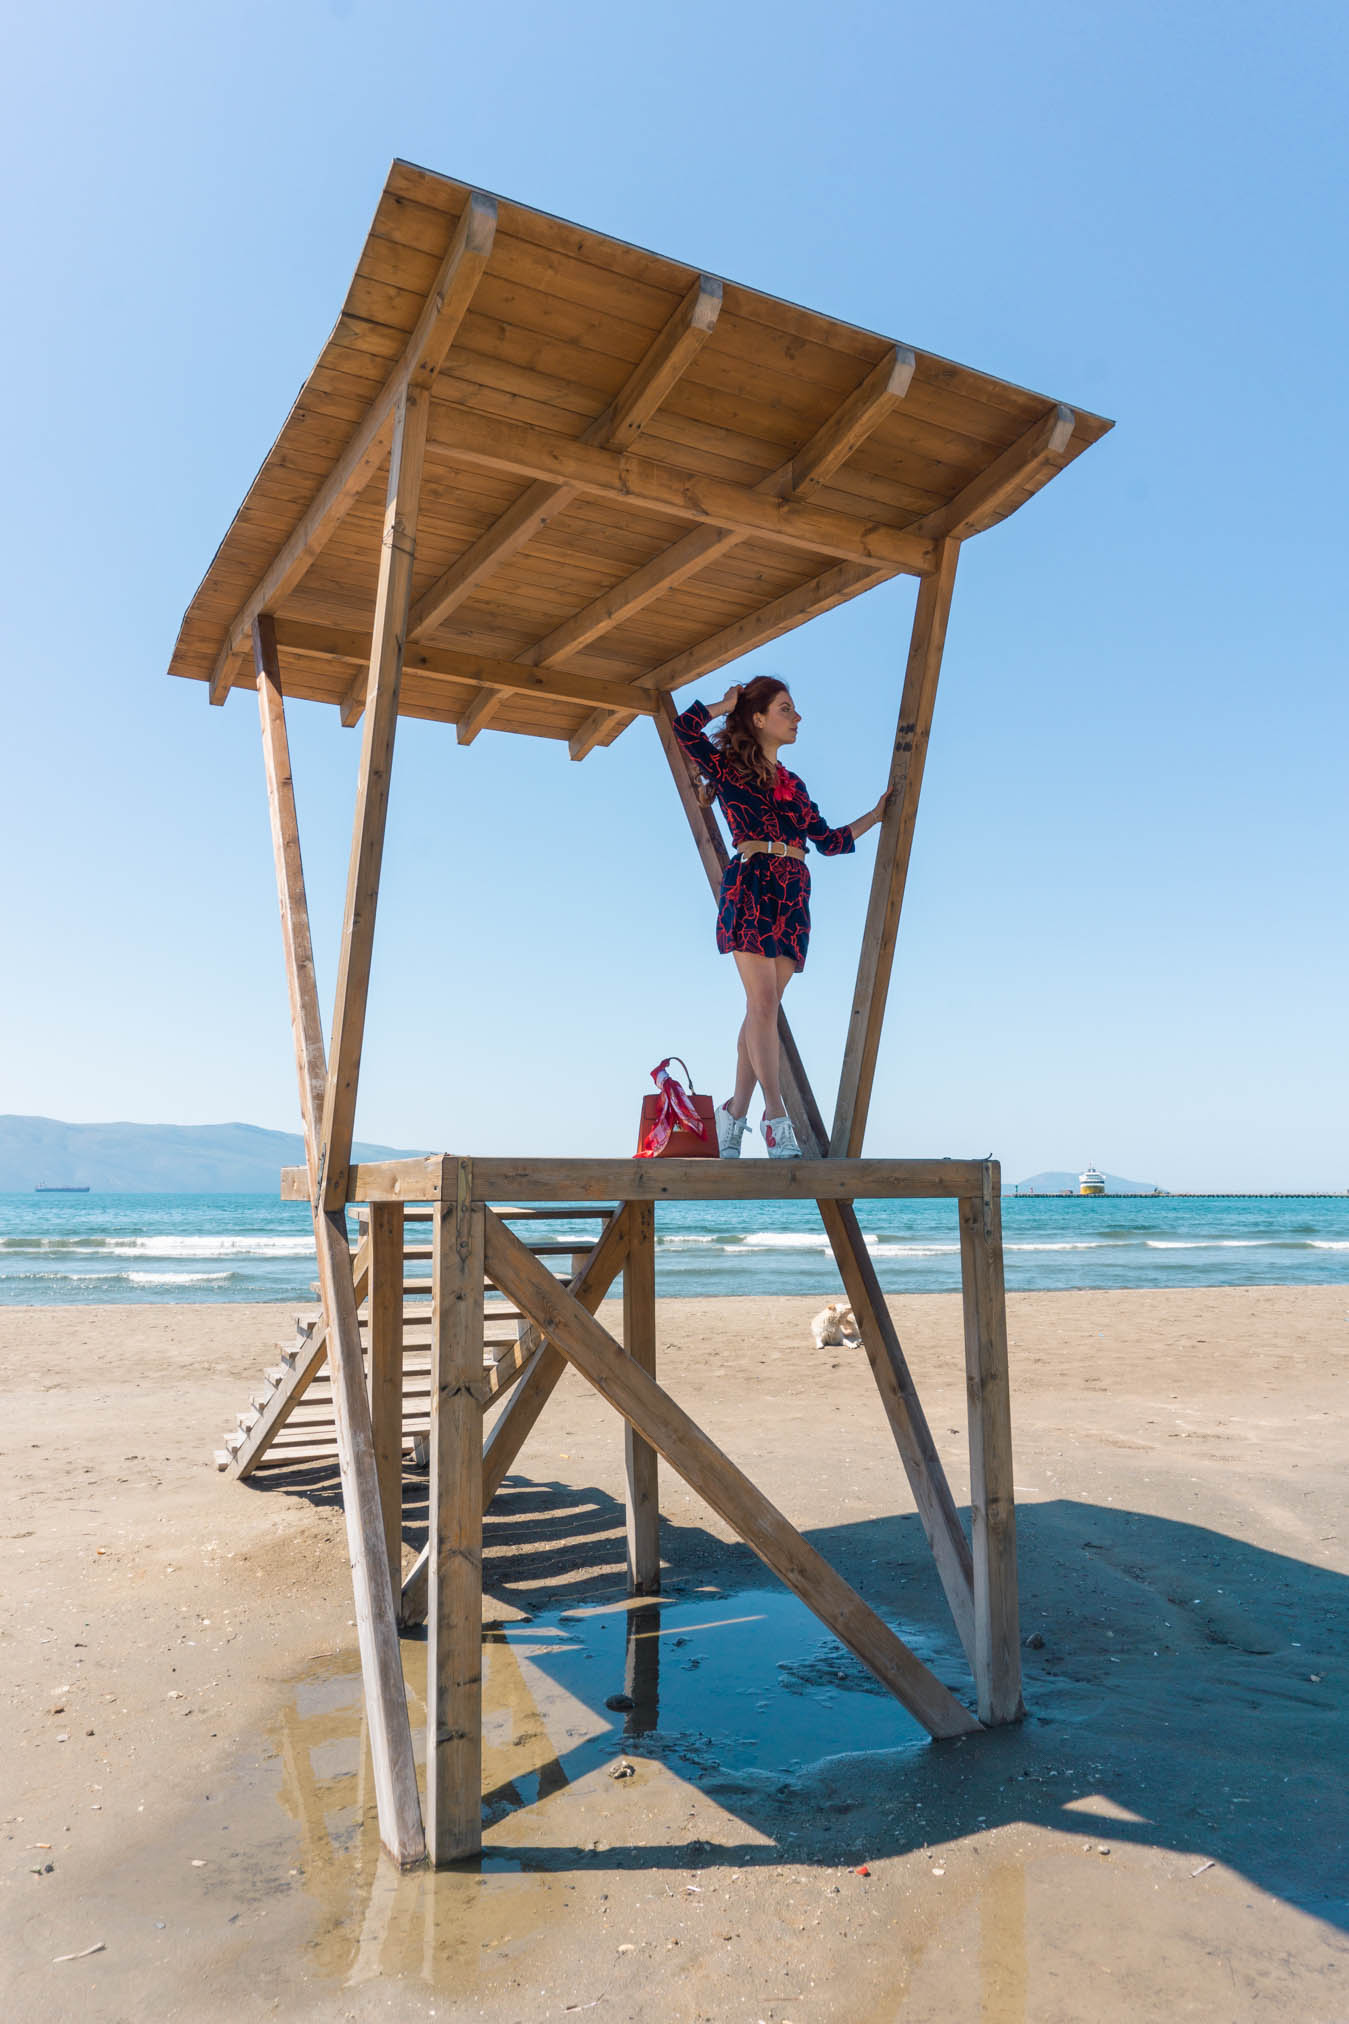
left=2, top=0, right=1345, bottom=1189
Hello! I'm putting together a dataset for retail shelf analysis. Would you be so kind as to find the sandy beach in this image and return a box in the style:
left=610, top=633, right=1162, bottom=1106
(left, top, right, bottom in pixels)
left=1, top=1283, right=1346, bottom=2022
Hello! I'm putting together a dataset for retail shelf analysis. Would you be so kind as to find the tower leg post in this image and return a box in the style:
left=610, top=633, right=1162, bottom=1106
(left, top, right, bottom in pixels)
left=427, top=1159, right=485, bottom=1863
left=959, top=1167, right=1022, bottom=1724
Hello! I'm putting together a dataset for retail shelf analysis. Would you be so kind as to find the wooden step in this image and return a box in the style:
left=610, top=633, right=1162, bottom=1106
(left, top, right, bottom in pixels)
left=221, top=1204, right=596, bottom=1478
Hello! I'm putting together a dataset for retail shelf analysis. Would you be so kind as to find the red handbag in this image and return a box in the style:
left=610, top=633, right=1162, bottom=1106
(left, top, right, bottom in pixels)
left=635, top=1056, right=718, bottom=1159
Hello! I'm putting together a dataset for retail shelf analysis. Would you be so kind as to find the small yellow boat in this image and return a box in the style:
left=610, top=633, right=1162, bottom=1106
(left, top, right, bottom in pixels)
left=1078, top=1166, right=1106, bottom=1196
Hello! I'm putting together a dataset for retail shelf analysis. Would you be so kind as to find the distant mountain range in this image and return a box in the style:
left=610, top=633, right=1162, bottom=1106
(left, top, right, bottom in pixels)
left=1012, top=1169, right=1161, bottom=1195
left=0, top=1116, right=419, bottom=1194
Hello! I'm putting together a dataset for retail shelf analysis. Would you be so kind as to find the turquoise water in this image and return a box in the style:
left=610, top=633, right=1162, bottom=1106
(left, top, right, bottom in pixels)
left=0, top=1190, right=1345, bottom=1305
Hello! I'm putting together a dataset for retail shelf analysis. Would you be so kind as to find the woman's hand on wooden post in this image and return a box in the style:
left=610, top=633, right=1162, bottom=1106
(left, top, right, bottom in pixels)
left=846, top=786, right=893, bottom=841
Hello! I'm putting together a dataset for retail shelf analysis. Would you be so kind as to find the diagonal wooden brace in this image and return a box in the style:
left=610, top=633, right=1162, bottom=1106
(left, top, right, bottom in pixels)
left=655, top=698, right=976, bottom=1666
left=483, top=1210, right=979, bottom=1739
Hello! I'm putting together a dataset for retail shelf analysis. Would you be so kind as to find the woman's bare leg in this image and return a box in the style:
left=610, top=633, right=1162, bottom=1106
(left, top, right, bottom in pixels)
left=727, top=1017, right=756, bottom=1118
left=732, top=952, right=785, bottom=1120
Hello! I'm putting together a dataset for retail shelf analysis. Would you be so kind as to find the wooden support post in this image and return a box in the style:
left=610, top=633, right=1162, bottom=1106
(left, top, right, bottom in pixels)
left=831, top=538, right=959, bottom=1157
left=655, top=699, right=977, bottom=1665
left=368, top=1203, right=405, bottom=1598
left=399, top=1209, right=629, bottom=1628
left=622, top=1201, right=660, bottom=1594
left=426, top=1159, right=485, bottom=1864
left=959, top=1168, right=1021, bottom=1725
left=484, top=1211, right=978, bottom=1739
left=254, top=615, right=424, bottom=1869
left=316, top=380, right=431, bottom=1214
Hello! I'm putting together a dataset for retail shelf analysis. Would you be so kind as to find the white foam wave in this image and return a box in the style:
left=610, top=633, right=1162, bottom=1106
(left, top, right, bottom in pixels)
left=866, top=1242, right=960, bottom=1258
left=1309, top=1240, right=1349, bottom=1250
left=1006, top=1240, right=1110, bottom=1252
left=0, top=1233, right=314, bottom=1258
left=125, top=1270, right=235, bottom=1285
left=0, top=1268, right=237, bottom=1284
left=119, top=1235, right=314, bottom=1258
left=735, top=1233, right=832, bottom=1251
left=1144, top=1239, right=1274, bottom=1250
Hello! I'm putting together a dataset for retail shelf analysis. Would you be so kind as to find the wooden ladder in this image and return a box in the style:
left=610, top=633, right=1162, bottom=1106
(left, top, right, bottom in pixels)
left=215, top=1209, right=599, bottom=1477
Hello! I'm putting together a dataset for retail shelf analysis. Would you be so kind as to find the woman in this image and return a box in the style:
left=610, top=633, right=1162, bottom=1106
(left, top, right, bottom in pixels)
left=673, top=676, right=889, bottom=1159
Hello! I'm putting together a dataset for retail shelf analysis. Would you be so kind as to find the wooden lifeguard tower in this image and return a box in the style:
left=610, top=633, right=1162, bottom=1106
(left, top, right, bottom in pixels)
left=171, top=162, right=1111, bottom=1869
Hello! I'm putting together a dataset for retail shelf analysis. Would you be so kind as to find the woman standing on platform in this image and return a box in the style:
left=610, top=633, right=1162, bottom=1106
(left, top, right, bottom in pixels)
left=673, top=677, right=889, bottom=1159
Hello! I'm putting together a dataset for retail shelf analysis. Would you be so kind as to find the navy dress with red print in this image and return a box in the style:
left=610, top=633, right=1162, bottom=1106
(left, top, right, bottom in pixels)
left=673, top=699, right=855, bottom=972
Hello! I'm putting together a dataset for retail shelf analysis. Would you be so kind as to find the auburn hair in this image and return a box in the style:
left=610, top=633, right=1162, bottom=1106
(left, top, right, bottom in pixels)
left=702, top=676, right=790, bottom=800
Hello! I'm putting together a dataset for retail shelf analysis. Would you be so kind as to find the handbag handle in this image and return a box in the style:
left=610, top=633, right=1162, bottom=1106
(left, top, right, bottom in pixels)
left=656, top=1055, right=696, bottom=1091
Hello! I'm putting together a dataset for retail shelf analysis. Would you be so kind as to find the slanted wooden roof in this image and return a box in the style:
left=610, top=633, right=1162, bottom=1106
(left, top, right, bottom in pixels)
left=170, top=160, right=1111, bottom=756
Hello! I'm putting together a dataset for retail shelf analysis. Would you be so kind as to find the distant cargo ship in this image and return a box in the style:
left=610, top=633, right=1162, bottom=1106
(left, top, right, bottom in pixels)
left=35, top=1184, right=91, bottom=1193
left=1078, top=1167, right=1106, bottom=1196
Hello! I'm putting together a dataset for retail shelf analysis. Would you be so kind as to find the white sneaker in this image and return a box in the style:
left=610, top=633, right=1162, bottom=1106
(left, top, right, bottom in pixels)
left=761, top=1114, right=802, bottom=1158
left=715, top=1102, right=748, bottom=1158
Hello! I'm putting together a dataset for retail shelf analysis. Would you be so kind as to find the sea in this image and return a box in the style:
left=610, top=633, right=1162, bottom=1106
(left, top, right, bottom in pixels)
left=1, top=1191, right=1346, bottom=1306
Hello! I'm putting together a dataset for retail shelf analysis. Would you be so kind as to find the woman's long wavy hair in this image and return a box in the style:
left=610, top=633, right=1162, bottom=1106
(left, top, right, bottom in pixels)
left=697, top=675, right=789, bottom=803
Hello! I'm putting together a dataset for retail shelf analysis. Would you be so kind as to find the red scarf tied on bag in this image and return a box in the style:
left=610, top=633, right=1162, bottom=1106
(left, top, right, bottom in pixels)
left=635, top=1057, right=709, bottom=1158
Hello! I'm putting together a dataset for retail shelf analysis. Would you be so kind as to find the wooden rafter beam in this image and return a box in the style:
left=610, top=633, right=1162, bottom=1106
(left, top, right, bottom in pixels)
left=267, top=618, right=658, bottom=722
left=628, top=557, right=891, bottom=708
left=408, top=276, right=721, bottom=644
left=565, top=347, right=915, bottom=759
left=423, top=406, right=937, bottom=575
left=913, top=403, right=1076, bottom=543
left=391, top=278, right=723, bottom=744
left=538, top=345, right=915, bottom=684
left=767, top=346, right=917, bottom=500
left=207, top=192, right=497, bottom=705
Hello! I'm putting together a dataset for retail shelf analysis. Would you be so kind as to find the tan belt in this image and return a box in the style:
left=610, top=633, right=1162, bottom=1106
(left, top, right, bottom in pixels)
left=739, top=839, right=806, bottom=862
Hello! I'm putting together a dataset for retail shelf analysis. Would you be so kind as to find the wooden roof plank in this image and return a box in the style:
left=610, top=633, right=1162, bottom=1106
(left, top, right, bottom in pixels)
left=531, top=344, right=918, bottom=683
left=205, top=192, right=498, bottom=704
left=405, top=275, right=721, bottom=654
left=384, top=162, right=1076, bottom=423
left=649, top=560, right=891, bottom=696
left=172, top=162, right=1111, bottom=746
left=565, top=346, right=917, bottom=758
